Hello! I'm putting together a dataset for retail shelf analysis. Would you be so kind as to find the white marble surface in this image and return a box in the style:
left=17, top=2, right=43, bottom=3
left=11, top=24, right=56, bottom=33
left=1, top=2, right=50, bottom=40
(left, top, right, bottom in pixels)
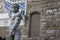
left=0, top=13, right=9, bottom=19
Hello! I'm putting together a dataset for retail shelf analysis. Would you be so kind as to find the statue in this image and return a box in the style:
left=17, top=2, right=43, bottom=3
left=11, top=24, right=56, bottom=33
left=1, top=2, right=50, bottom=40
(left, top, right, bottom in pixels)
left=9, top=3, right=24, bottom=40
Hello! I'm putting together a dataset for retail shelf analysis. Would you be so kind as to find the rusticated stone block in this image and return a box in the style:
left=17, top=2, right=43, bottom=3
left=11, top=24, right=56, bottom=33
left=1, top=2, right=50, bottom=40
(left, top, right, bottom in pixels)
left=53, top=9, right=57, bottom=12
left=46, top=9, right=53, bottom=13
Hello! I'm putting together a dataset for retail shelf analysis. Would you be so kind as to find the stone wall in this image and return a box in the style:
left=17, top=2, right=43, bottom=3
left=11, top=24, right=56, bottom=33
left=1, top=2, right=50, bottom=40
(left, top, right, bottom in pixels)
left=0, top=27, right=8, bottom=38
left=21, top=0, right=60, bottom=40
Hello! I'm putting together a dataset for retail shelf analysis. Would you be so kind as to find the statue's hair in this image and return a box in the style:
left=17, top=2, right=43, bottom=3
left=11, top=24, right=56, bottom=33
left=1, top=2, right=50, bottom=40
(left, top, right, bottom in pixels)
left=12, top=3, right=19, bottom=9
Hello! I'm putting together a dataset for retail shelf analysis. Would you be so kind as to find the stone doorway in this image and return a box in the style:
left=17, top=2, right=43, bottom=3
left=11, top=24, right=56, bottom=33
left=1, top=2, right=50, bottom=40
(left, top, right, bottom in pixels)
left=29, top=12, right=40, bottom=38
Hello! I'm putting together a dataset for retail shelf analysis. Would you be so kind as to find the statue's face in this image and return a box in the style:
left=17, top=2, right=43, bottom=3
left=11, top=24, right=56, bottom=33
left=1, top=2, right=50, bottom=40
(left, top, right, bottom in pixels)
left=12, top=7, right=19, bottom=13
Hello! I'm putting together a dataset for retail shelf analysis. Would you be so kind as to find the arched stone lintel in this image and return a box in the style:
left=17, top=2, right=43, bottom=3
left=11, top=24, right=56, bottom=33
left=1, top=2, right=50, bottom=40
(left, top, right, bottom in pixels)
left=28, top=11, right=41, bottom=17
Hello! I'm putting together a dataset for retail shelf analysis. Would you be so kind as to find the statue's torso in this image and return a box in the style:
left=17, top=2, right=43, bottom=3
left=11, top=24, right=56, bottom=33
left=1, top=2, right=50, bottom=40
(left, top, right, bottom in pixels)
left=9, top=12, right=22, bottom=33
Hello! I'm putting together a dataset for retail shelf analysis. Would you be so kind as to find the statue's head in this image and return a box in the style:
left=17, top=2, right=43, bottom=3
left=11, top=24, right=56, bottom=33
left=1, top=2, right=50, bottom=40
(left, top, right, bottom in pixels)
left=12, top=3, right=19, bottom=13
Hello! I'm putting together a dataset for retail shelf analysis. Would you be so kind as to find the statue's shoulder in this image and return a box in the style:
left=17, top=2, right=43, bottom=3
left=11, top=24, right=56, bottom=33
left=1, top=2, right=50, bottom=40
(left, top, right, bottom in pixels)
left=16, top=12, right=22, bottom=17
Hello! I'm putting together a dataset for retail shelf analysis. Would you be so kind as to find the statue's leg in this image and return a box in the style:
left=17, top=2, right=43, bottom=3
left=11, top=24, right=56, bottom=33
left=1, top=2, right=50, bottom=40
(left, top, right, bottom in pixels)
left=15, top=28, right=21, bottom=40
left=9, top=31, right=15, bottom=40
left=10, top=34, right=15, bottom=40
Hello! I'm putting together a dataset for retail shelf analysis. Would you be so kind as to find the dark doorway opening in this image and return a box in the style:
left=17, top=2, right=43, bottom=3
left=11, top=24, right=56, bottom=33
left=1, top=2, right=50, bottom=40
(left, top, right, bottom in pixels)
left=0, top=37, right=6, bottom=40
left=2, top=38, right=6, bottom=40
left=0, top=37, right=2, bottom=40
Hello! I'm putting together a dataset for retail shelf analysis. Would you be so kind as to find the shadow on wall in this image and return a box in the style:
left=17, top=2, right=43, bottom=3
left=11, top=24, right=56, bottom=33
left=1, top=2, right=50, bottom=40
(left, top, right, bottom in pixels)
left=0, top=37, right=6, bottom=40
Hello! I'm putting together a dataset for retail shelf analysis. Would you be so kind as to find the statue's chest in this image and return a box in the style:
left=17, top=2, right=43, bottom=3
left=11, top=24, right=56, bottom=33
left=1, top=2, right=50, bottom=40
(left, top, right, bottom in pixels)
left=11, top=15, right=17, bottom=24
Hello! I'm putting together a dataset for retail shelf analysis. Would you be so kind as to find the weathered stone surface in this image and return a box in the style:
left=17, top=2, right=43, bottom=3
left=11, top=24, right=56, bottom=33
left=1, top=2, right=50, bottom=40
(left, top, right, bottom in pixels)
left=53, top=9, right=57, bottom=12
left=27, top=0, right=60, bottom=40
left=46, top=9, right=53, bottom=13
left=26, top=0, right=60, bottom=40
left=0, top=27, right=8, bottom=38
